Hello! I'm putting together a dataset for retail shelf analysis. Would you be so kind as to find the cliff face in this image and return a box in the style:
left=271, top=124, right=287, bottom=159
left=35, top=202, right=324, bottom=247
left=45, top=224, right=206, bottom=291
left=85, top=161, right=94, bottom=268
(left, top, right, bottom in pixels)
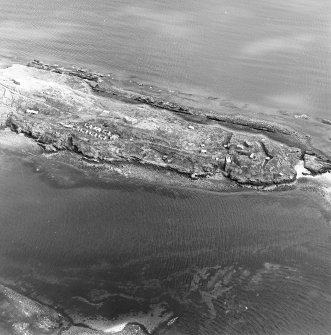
left=0, top=61, right=330, bottom=189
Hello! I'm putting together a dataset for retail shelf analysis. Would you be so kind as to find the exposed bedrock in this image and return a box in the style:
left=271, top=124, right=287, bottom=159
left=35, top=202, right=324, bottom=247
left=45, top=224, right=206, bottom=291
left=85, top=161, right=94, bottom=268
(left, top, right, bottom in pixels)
left=0, top=284, right=148, bottom=335
left=304, top=153, right=331, bottom=174
left=62, top=324, right=148, bottom=335
left=1, top=61, right=330, bottom=188
left=0, top=283, right=69, bottom=335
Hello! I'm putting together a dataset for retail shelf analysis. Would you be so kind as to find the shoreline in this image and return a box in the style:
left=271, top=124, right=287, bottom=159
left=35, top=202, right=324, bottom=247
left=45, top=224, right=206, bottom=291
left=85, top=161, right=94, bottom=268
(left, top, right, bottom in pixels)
left=1, top=60, right=330, bottom=193
left=0, top=131, right=330, bottom=335
left=2, top=128, right=330, bottom=199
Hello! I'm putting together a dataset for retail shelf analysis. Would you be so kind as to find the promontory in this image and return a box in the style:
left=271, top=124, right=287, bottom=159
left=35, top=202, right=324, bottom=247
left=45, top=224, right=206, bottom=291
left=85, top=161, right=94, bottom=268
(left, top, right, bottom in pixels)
left=1, top=60, right=330, bottom=191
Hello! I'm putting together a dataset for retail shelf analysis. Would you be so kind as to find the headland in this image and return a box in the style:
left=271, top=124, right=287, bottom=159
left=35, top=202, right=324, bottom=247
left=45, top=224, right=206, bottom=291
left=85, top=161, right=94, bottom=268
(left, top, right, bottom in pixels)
left=1, top=60, right=330, bottom=192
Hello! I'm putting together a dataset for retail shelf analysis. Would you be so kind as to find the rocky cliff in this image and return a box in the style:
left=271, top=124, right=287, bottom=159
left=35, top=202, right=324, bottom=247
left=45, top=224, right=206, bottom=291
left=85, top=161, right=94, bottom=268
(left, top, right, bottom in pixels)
left=0, top=60, right=330, bottom=189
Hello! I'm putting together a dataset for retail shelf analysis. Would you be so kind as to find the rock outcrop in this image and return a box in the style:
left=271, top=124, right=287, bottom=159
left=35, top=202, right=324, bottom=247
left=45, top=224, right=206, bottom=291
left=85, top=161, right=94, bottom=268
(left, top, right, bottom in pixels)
left=62, top=324, right=148, bottom=335
left=304, top=153, right=331, bottom=174
left=0, top=283, right=149, bottom=335
left=1, top=61, right=330, bottom=189
left=0, top=283, right=69, bottom=335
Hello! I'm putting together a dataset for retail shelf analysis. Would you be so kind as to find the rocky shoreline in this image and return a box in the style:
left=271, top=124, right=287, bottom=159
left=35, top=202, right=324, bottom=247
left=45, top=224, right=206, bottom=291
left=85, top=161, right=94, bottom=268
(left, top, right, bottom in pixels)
left=0, top=60, right=330, bottom=190
left=0, top=61, right=331, bottom=334
left=0, top=283, right=149, bottom=335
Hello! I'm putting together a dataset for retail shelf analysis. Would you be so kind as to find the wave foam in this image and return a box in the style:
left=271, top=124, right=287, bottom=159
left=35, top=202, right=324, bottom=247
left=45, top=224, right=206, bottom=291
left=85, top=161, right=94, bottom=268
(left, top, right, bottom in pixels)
left=295, top=161, right=331, bottom=206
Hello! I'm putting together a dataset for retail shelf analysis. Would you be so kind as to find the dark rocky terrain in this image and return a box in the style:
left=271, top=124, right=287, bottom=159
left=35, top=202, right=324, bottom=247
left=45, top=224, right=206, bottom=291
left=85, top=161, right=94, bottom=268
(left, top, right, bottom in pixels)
left=0, top=283, right=149, bottom=335
left=1, top=60, right=330, bottom=190
left=0, top=283, right=69, bottom=335
left=1, top=61, right=331, bottom=334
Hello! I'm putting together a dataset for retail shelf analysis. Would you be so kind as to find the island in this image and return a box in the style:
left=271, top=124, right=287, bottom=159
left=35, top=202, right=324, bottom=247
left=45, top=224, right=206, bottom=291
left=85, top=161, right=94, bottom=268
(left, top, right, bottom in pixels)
left=1, top=60, right=331, bottom=334
left=0, top=60, right=330, bottom=192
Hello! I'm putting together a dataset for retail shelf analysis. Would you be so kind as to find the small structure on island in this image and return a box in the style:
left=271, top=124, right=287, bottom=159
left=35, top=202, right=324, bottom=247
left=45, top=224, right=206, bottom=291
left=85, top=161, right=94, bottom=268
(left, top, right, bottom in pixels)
left=26, top=109, right=39, bottom=115
left=191, top=173, right=198, bottom=180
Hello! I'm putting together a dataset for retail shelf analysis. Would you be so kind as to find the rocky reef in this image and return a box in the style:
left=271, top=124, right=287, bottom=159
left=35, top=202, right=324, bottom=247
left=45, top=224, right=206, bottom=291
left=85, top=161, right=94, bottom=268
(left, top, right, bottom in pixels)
left=0, top=283, right=69, bottom=335
left=0, top=60, right=330, bottom=189
left=0, top=283, right=149, bottom=335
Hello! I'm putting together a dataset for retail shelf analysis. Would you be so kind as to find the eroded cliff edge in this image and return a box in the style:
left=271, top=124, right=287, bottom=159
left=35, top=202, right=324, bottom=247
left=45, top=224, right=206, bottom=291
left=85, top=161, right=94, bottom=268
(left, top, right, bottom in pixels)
left=1, top=60, right=330, bottom=190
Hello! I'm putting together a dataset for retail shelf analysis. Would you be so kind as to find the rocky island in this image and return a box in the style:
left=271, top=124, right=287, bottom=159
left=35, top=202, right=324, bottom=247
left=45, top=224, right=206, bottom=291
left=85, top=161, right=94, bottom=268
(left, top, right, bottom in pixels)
left=1, top=61, right=331, bottom=335
left=0, top=60, right=330, bottom=191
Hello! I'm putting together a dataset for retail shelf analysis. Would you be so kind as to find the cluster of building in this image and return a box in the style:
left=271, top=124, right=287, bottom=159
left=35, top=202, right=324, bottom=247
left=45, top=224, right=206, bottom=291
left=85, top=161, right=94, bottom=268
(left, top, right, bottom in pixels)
left=59, top=122, right=119, bottom=141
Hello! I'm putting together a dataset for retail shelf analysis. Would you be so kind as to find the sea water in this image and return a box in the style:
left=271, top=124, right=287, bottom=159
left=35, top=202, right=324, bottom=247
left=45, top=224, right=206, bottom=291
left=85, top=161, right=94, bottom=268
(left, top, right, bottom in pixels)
left=0, top=0, right=330, bottom=118
left=0, top=140, right=330, bottom=334
left=0, top=1, right=330, bottom=333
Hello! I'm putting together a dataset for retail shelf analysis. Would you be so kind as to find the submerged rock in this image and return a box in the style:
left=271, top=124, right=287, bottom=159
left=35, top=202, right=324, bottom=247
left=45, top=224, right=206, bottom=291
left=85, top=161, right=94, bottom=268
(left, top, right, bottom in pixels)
left=321, top=118, right=331, bottom=125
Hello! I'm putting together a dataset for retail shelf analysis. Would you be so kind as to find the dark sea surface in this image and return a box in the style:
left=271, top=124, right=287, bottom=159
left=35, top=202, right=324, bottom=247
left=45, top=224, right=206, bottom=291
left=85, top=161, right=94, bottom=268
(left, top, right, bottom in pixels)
left=0, top=1, right=331, bottom=334
left=0, top=141, right=330, bottom=334
left=0, top=0, right=330, bottom=118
